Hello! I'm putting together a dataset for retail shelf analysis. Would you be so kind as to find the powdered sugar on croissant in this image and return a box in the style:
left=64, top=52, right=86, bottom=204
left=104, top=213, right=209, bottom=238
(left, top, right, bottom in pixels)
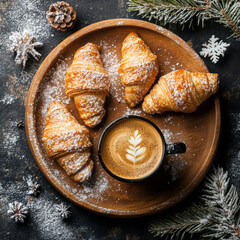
left=42, top=101, right=94, bottom=183
left=118, top=32, right=159, bottom=107
left=142, top=69, right=219, bottom=114
left=65, top=43, right=109, bottom=127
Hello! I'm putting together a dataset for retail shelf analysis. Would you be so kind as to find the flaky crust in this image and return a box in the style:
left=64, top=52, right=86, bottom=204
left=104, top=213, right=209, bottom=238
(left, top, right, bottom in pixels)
left=118, top=32, right=159, bottom=107
left=42, top=101, right=94, bottom=183
left=65, top=43, right=109, bottom=127
left=142, top=69, right=219, bottom=114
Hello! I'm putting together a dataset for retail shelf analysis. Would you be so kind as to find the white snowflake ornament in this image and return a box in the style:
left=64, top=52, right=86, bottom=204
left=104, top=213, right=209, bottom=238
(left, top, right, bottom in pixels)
left=9, top=30, right=43, bottom=68
left=56, top=203, right=71, bottom=219
left=7, top=201, right=28, bottom=223
left=200, top=35, right=230, bottom=64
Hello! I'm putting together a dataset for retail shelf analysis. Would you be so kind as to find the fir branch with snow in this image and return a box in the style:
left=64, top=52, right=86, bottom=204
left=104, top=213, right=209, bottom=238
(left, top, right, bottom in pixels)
left=200, top=35, right=230, bottom=63
left=7, top=201, right=28, bottom=223
left=149, top=166, right=240, bottom=239
left=9, top=30, right=43, bottom=68
left=201, top=167, right=240, bottom=239
left=56, top=203, right=71, bottom=219
left=128, top=0, right=240, bottom=40
left=150, top=204, right=212, bottom=239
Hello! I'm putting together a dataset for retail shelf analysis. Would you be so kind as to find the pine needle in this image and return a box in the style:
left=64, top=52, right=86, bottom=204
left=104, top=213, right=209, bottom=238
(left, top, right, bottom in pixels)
left=149, top=204, right=212, bottom=240
left=149, top=166, right=240, bottom=239
left=128, top=0, right=240, bottom=40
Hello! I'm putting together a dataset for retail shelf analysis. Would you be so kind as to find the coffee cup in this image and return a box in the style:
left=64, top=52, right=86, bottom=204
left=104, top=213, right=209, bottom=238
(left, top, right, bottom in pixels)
left=98, top=115, right=186, bottom=182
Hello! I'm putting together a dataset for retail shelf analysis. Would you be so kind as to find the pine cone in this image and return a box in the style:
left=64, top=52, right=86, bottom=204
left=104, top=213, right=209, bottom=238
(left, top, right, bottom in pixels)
left=47, top=1, right=77, bottom=31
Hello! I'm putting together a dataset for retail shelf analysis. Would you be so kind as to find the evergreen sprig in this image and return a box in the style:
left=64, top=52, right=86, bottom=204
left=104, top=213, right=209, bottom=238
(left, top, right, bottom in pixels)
left=149, top=166, right=240, bottom=240
left=128, top=0, right=240, bottom=40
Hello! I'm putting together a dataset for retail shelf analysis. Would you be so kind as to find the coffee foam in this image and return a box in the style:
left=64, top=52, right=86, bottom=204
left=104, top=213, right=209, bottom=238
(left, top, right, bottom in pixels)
left=100, top=118, right=163, bottom=180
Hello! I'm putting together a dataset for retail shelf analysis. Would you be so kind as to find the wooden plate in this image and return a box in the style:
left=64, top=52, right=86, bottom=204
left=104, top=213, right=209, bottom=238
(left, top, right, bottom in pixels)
left=25, top=19, right=220, bottom=217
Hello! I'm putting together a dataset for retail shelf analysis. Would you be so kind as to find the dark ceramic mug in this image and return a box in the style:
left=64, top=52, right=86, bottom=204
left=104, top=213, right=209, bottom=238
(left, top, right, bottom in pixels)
left=98, top=115, right=186, bottom=182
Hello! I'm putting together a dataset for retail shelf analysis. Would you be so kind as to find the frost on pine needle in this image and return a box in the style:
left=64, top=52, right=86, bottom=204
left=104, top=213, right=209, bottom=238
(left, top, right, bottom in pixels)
left=56, top=203, right=71, bottom=219
left=9, top=30, right=43, bottom=68
left=200, top=35, right=230, bottom=64
left=7, top=201, right=28, bottom=223
left=201, top=166, right=240, bottom=240
left=149, top=166, right=240, bottom=240
left=127, top=0, right=240, bottom=40
left=26, top=176, right=41, bottom=196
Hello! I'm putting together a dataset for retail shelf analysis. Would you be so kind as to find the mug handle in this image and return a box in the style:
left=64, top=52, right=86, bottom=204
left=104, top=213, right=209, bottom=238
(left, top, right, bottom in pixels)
left=166, top=143, right=186, bottom=154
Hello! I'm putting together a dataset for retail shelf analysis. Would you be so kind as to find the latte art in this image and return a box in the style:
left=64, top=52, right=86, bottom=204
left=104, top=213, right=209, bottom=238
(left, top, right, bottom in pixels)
left=125, top=130, right=146, bottom=163
left=100, top=118, right=163, bottom=180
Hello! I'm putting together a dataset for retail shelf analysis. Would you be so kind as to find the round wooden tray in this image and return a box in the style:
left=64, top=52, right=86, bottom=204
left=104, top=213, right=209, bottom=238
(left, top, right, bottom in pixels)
left=25, top=19, right=220, bottom=217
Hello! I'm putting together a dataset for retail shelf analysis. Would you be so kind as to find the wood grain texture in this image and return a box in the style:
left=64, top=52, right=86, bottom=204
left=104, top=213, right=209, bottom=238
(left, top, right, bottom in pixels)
left=25, top=19, right=220, bottom=217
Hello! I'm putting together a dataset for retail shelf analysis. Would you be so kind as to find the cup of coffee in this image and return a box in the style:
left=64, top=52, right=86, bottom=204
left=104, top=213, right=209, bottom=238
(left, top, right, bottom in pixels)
left=98, top=116, right=186, bottom=182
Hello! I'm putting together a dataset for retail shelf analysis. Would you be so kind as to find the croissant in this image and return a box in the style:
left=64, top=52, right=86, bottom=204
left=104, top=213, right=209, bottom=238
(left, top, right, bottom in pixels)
left=142, top=69, right=219, bottom=114
left=65, top=43, right=109, bottom=128
left=42, top=101, right=93, bottom=183
left=118, top=32, right=159, bottom=107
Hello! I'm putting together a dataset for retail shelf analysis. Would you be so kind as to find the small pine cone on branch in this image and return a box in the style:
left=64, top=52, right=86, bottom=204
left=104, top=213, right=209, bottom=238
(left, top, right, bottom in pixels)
left=47, top=1, right=77, bottom=31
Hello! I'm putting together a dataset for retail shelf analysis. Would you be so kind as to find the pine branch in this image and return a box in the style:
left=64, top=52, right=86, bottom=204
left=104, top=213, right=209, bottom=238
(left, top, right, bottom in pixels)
left=149, top=166, right=240, bottom=240
left=149, top=205, right=212, bottom=240
left=128, top=0, right=240, bottom=40
left=211, top=1, right=240, bottom=40
left=201, top=166, right=240, bottom=239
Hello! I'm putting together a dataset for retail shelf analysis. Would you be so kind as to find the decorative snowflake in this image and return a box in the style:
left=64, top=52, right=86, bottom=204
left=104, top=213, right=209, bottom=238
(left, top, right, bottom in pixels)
left=9, top=30, right=43, bottom=68
left=26, top=176, right=41, bottom=196
left=56, top=203, right=71, bottom=219
left=200, top=35, right=230, bottom=64
left=7, top=201, right=28, bottom=223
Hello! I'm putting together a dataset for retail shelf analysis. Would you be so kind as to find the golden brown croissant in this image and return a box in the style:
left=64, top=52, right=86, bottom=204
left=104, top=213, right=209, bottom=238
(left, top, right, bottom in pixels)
left=65, top=43, right=109, bottom=128
left=118, top=32, right=159, bottom=107
left=42, top=101, right=93, bottom=183
left=142, top=69, right=219, bottom=114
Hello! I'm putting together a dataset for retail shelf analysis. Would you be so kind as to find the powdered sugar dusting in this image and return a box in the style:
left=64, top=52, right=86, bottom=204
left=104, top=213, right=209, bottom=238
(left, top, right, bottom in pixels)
left=1, top=121, right=21, bottom=157
left=116, top=21, right=124, bottom=26
left=162, top=129, right=173, bottom=143
left=29, top=199, right=77, bottom=239
left=166, top=71, right=187, bottom=110
left=0, top=94, right=17, bottom=105
left=124, top=107, right=142, bottom=116
left=39, top=58, right=70, bottom=119
left=163, top=70, right=218, bottom=112
left=78, top=171, right=109, bottom=201
left=65, top=43, right=109, bottom=100
left=0, top=0, right=50, bottom=109
left=1, top=0, right=51, bottom=48
left=24, top=37, right=193, bottom=216
left=52, top=167, right=109, bottom=202
left=42, top=102, right=92, bottom=159
left=0, top=182, right=96, bottom=240
left=27, top=56, right=111, bottom=204
left=100, top=40, right=124, bottom=103
left=164, top=115, right=174, bottom=123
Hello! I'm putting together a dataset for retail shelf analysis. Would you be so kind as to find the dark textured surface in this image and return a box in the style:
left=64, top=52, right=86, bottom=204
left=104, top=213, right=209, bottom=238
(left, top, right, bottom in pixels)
left=0, top=1, right=239, bottom=240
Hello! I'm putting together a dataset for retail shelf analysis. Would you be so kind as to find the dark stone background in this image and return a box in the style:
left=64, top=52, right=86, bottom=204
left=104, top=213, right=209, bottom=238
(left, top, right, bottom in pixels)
left=0, top=0, right=239, bottom=239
